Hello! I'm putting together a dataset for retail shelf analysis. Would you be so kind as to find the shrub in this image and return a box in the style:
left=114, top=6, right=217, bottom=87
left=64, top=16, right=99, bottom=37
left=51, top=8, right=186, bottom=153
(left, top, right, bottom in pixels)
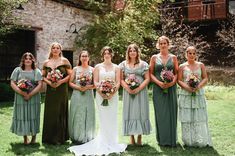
left=0, top=82, right=14, bottom=102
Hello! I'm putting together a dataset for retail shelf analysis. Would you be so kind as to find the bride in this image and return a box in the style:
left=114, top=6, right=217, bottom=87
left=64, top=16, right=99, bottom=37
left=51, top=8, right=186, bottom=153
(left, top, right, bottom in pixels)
left=68, top=46, right=127, bottom=155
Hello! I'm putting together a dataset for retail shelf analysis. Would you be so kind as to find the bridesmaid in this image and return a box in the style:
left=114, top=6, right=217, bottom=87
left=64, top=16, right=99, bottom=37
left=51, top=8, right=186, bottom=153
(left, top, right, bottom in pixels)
left=178, top=46, right=212, bottom=147
left=69, top=50, right=95, bottom=144
left=68, top=46, right=126, bottom=156
left=119, top=43, right=151, bottom=145
left=42, top=42, right=72, bottom=144
left=10, top=52, right=42, bottom=144
left=149, top=36, right=178, bottom=147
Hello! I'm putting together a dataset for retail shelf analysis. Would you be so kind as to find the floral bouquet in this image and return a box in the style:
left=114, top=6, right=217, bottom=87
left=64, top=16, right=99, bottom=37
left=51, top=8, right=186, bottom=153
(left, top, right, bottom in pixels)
left=47, top=69, right=63, bottom=84
left=98, top=78, right=116, bottom=106
left=77, top=72, right=93, bottom=94
left=125, top=74, right=140, bottom=98
left=160, top=69, right=174, bottom=94
left=17, top=79, right=37, bottom=93
left=187, top=73, right=200, bottom=96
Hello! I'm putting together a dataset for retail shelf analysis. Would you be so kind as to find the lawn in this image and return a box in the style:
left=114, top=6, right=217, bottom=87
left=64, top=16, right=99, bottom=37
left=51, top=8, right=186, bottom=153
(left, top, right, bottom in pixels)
left=0, top=86, right=235, bottom=156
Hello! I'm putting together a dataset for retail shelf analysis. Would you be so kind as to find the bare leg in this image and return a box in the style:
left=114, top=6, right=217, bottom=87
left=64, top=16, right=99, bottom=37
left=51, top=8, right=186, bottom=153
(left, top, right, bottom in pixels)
left=130, top=135, right=135, bottom=145
left=137, top=135, right=142, bottom=145
left=23, top=136, right=29, bottom=145
left=31, top=135, right=36, bottom=144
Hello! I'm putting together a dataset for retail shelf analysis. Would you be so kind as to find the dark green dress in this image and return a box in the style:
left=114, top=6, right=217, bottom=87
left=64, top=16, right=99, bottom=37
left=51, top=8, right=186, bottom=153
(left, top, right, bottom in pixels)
left=42, top=64, right=71, bottom=144
left=152, top=55, right=177, bottom=146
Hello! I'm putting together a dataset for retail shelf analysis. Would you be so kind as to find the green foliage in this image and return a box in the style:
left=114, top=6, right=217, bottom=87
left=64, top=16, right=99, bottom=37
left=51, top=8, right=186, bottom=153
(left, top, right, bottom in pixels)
left=216, top=14, right=235, bottom=66
left=205, top=85, right=235, bottom=100
left=0, top=82, right=14, bottom=102
left=156, top=7, right=210, bottom=64
left=0, top=0, right=27, bottom=37
left=76, top=0, right=161, bottom=63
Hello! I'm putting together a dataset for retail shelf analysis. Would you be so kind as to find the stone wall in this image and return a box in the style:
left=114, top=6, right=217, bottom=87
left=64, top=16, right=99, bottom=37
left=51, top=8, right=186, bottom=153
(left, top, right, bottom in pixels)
left=14, top=0, right=93, bottom=67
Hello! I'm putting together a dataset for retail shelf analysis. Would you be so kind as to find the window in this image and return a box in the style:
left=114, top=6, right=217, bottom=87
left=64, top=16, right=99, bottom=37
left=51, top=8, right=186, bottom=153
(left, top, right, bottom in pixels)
left=229, top=0, right=235, bottom=15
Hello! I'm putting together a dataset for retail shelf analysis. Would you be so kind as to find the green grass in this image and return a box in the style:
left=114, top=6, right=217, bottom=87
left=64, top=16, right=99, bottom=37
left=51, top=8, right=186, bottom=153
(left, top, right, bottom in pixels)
left=0, top=86, right=235, bottom=156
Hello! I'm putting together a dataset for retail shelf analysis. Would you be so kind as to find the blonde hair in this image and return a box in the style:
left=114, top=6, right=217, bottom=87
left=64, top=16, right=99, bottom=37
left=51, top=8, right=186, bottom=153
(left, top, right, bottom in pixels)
left=156, top=35, right=171, bottom=49
left=185, top=46, right=197, bottom=60
left=48, top=42, right=63, bottom=59
left=126, top=43, right=141, bottom=65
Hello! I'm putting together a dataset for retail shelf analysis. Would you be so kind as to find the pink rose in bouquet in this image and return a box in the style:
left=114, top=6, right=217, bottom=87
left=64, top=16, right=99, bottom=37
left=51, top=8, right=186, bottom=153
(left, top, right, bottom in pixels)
left=47, top=69, right=63, bottom=84
left=125, top=74, right=140, bottom=98
left=46, top=69, right=63, bottom=90
left=77, top=72, right=93, bottom=94
left=17, top=79, right=37, bottom=93
left=98, top=78, right=116, bottom=106
left=187, top=73, right=200, bottom=96
left=160, top=69, right=174, bottom=94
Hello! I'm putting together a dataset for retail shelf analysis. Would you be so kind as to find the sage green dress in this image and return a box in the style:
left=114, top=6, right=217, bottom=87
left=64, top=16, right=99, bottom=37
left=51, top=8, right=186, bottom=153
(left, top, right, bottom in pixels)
left=42, top=64, right=71, bottom=144
left=178, top=67, right=212, bottom=147
left=152, top=55, right=177, bottom=146
left=69, top=66, right=95, bottom=143
left=10, top=67, right=42, bottom=136
left=119, top=61, right=151, bottom=135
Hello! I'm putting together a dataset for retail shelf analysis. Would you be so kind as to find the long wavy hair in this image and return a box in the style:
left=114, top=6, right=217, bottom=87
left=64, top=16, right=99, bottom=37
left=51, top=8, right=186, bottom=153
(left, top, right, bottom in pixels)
left=48, top=42, right=63, bottom=59
left=19, top=52, right=36, bottom=70
left=77, top=50, right=89, bottom=66
left=126, top=43, right=141, bottom=65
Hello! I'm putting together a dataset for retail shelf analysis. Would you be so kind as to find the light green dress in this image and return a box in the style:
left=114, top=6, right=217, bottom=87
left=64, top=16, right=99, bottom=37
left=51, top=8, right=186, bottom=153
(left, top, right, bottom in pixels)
left=119, top=61, right=151, bottom=135
left=178, top=67, right=212, bottom=147
left=152, top=55, right=178, bottom=146
left=10, top=67, right=42, bottom=136
left=69, top=66, right=95, bottom=143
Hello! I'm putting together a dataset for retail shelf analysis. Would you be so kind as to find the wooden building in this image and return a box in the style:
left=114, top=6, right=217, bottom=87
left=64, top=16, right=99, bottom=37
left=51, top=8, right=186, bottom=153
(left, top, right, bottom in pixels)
left=163, top=0, right=229, bottom=21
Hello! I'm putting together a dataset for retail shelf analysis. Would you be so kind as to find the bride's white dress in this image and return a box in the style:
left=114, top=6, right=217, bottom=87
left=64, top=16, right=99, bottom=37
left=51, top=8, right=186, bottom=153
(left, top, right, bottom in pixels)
left=68, top=65, right=127, bottom=156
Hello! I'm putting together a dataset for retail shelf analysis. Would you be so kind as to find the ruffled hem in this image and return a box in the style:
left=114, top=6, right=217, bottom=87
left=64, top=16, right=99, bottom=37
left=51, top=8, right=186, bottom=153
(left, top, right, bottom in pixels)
left=10, top=119, right=40, bottom=136
left=181, top=122, right=213, bottom=147
left=179, top=107, right=208, bottom=122
left=178, top=94, right=207, bottom=109
left=179, top=88, right=205, bottom=96
left=123, top=119, right=151, bottom=135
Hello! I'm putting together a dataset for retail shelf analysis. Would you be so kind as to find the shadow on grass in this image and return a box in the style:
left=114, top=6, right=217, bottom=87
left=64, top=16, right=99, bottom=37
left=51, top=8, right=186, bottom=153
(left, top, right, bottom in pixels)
left=122, top=144, right=161, bottom=155
left=7, top=141, right=220, bottom=156
left=9, top=142, right=71, bottom=156
left=40, top=142, right=71, bottom=156
left=159, top=144, right=220, bottom=156
left=119, top=144, right=220, bottom=156
left=9, top=142, right=40, bottom=156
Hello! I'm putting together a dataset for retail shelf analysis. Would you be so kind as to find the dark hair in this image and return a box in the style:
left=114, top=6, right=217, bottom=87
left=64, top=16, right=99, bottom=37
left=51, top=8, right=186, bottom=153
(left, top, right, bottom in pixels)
left=126, top=43, right=141, bottom=65
left=101, top=46, right=114, bottom=58
left=20, top=52, right=36, bottom=70
left=78, top=50, right=89, bottom=66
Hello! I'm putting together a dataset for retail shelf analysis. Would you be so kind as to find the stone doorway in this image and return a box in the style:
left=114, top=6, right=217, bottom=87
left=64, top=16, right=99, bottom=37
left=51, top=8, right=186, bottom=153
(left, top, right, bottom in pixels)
left=62, top=50, right=73, bottom=67
left=0, top=29, right=35, bottom=82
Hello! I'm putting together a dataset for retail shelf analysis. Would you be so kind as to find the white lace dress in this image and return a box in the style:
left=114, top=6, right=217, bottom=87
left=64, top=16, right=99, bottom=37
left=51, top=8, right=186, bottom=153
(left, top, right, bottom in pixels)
left=68, top=65, right=127, bottom=156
